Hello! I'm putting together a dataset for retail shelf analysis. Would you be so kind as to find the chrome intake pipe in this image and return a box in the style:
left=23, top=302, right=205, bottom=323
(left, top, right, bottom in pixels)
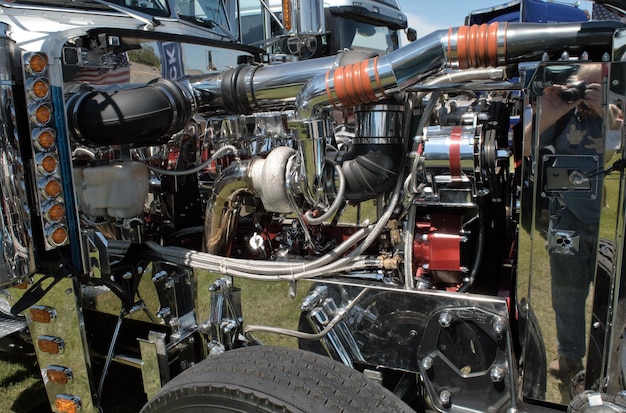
left=204, top=160, right=250, bottom=254
left=192, top=50, right=378, bottom=114
left=340, top=103, right=405, bottom=202
left=65, top=22, right=621, bottom=146
left=294, top=21, right=622, bottom=120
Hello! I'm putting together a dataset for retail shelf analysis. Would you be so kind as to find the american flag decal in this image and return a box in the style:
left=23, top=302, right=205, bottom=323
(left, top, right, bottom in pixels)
left=73, top=53, right=131, bottom=85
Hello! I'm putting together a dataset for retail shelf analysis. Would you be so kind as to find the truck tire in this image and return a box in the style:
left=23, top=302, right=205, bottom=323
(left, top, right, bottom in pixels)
left=141, top=345, right=413, bottom=413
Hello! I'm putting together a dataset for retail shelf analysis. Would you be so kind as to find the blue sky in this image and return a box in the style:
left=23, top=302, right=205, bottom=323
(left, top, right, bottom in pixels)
left=397, top=1, right=595, bottom=40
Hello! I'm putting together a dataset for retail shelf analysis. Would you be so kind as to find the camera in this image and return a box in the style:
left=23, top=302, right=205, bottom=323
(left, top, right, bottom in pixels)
left=559, top=81, right=587, bottom=103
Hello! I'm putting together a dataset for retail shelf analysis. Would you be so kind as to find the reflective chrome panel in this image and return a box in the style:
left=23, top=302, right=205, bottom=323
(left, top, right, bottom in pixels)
left=0, top=23, right=35, bottom=287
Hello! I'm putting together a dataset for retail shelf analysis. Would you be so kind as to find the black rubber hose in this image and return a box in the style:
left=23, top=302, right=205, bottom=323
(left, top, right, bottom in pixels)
left=340, top=144, right=404, bottom=202
left=457, top=197, right=486, bottom=293
left=66, top=78, right=192, bottom=146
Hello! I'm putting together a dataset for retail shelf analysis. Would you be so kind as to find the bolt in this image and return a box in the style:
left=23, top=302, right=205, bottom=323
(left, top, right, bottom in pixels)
left=439, top=312, right=453, bottom=328
left=421, top=356, right=433, bottom=370
left=156, top=307, right=171, bottom=320
left=439, top=389, right=451, bottom=407
left=222, top=319, right=238, bottom=333
left=490, top=365, right=506, bottom=383
left=492, top=318, right=506, bottom=335
left=152, top=270, right=168, bottom=283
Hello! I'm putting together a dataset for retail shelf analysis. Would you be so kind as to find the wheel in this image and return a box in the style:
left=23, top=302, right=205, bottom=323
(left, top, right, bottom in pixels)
left=569, top=390, right=626, bottom=412
left=141, top=345, right=414, bottom=413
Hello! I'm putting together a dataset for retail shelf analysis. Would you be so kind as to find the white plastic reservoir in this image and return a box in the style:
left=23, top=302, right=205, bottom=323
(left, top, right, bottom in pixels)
left=75, top=161, right=149, bottom=218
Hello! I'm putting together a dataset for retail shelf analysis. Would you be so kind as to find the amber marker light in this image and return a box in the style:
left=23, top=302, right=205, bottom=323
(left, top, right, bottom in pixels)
left=29, top=78, right=50, bottom=99
left=40, top=154, right=58, bottom=174
left=33, top=128, right=56, bottom=150
left=26, top=53, right=47, bottom=75
left=44, top=202, right=65, bottom=222
left=37, top=335, right=64, bottom=354
left=48, top=226, right=68, bottom=246
left=282, top=0, right=292, bottom=31
left=55, top=394, right=81, bottom=413
left=33, top=104, right=52, bottom=124
left=46, top=366, right=72, bottom=385
left=43, top=178, right=61, bottom=198
left=29, top=305, right=57, bottom=323
left=14, top=280, right=29, bottom=289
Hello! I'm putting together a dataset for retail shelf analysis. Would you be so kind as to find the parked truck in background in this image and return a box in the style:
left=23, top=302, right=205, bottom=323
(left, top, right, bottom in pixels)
left=238, top=0, right=407, bottom=59
left=466, top=0, right=590, bottom=24
left=1, top=0, right=626, bottom=412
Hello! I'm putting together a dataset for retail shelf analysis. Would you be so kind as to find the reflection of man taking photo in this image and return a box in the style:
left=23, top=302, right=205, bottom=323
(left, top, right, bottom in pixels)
left=537, top=63, right=613, bottom=379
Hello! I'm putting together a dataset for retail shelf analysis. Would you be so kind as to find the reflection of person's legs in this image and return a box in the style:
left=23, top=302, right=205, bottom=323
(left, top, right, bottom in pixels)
left=548, top=206, right=596, bottom=374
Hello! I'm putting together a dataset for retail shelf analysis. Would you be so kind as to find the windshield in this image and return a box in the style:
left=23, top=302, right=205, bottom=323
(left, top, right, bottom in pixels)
left=331, top=16, right=399, bottom=54
left=174, top=0, right=236, bottom=33
left=109, top=0, right=171, bottom=17
left=62, top=33, right=252, bottom=84
left=0, top=0, right=238, bottom=38
left=239, top=4, right=401, bottom=56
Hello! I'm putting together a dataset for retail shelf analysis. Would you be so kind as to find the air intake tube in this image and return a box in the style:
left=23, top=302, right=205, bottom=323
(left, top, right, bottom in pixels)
left=338, top=103, right=405, bottom=202
left=295, top=21, right=622, bottom=120
left=66, top=78, right=196, bottom=146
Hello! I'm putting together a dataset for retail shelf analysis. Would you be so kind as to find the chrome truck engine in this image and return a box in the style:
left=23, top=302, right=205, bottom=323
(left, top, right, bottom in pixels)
left=1, top=0, right=626, bottom=412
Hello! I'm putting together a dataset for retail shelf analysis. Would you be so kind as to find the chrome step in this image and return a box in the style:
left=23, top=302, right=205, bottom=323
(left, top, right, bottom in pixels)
left=0, top=312, right=27, bottom=338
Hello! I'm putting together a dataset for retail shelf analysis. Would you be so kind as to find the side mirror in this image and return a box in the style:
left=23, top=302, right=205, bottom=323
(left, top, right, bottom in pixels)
left=406, top=27, right=417, bottom=42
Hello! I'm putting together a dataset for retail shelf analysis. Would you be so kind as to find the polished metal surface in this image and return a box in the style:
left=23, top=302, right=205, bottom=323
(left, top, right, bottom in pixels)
left=355, top=104, right=404, bottom=140
left=0, top=24, right=35, bottom=288
left=299, top=280, right=514, bottom=412
left=0, top=311, right=26, bottom=338
left=517, top=59, right=626, bottom=405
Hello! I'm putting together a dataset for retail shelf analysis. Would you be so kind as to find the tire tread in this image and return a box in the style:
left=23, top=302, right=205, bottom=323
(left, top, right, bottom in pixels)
left=141, top=346, right=413, bottom=413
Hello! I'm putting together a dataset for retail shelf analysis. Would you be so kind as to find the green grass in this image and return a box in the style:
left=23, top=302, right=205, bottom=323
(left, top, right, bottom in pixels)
left=237, top=278, right=312, bottom=348
left=0, top=352, right=49, bottom=412
left=0, top=276, right=310, bottom=413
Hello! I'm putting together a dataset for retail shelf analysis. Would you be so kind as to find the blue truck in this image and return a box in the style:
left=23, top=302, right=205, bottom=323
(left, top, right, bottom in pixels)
left=467, top=0, right=590, bottom=24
